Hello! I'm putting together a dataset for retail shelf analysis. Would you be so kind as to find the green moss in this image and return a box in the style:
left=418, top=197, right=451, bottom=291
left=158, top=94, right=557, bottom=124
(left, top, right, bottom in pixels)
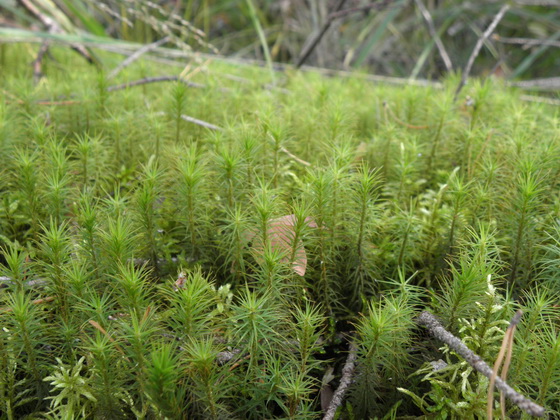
left=0, top=44, right=558, bottom=418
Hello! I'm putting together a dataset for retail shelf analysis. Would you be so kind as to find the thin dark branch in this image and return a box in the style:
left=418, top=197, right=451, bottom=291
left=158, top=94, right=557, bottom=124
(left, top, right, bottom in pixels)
left=414, top=0, right=453, bottom=72
left=107, top=76, right=205, bottom=92
left=108, top=36, right=170, bottom=79
left=295, top=0, right=349, bottom=69
left=323, top=341, right=358, bottom=420
left=454, top=4, right=510, bottom=100
left=418, top=311, right=545, bottom=417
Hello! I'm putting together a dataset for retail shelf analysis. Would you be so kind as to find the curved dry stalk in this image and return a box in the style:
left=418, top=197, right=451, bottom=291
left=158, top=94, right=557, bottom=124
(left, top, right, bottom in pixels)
left=487, top=310, right=523, bottom=419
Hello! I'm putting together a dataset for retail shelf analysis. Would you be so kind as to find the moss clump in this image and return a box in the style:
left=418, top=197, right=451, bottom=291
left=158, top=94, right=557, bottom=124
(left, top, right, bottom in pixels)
left=0, top=44, right=558, bottom=419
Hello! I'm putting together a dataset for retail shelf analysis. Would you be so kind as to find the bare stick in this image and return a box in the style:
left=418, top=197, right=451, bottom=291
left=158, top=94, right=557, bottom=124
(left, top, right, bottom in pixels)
left=328, top=0, right=394, bottom=20
left=493, top=34, right=560, bottom=49
left=454, top=4, right=510, bottom=100
left=180, top=114, right=223, bottom=131
left=0, top=276, right=48, bottom=289
left=108, top=36, right=170, bottom=79
left=32, top=41, right=49, bottom=84
left=107, top=76, right=205, bottom=92
left=418, top=311, right=544, bottom=417
left=414, top=0, right=453, bottom=72
left=295, top=0, right=348, bottom=69
left=520, top=94, right=560, bottom=106
left=507, top=77, right=560, bottom=91
left=280, top=146, right=311, bottom=167
left=323, top=341, right=358, bottom=420
left=16, top=0, right=96, bottom=64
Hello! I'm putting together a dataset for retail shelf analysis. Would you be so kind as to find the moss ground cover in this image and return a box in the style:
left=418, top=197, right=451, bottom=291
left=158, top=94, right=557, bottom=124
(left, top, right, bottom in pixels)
left=0, top=44, right=559, bottom=419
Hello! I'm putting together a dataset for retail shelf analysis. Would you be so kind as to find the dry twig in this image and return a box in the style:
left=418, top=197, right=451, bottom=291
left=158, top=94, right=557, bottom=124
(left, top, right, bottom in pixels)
left=180, top=114, right=223, bottom=131
left=295, top=0, right=349, bottom=69
left=323, top=341, right=358, bottom=420
left=493, top=34, right=560, bottom=50
left=107, top=75, right=205, bottom=92
left=32, top=41, right=50, bottom=84
left=108, top=36, right=170, bottom=79
left=418, top=311, right=545, bottom=417
left=328, top=0, right=394, bottom=19
left=454, top=4, right=510, bottom=100
left=507, top=77, right=560, bottom=91
left=16, top=0, right=96, bottom=64
left=414, top=0, right=453, bottom=72
left=280, top=146, right=311, bottom=167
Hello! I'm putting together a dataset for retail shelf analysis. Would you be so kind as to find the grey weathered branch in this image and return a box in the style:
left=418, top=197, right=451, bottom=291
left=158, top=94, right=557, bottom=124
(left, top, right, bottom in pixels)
left=180, top=114, right=223, bottom=131
left=323, top=341, right=358, bottom=420
left=454, top=4, right=510, bottom=100
left=108, top=36, right=170, bottom=79
left=0, top=276, right=48, bottom=289
left=295, top=0, right=349, bottom=69
left=414, top=0, right=453, bottom=72
left=507, top=77, right=560, bottom=91
left=16, top=0, right=96, bottom=64
left=418, top=311, right=545, bottom=417
left=32, top=41, right=50, bottom=84
left=107, top=76, right=205, bottom=92
left=493, top=34, right=560, bottom=49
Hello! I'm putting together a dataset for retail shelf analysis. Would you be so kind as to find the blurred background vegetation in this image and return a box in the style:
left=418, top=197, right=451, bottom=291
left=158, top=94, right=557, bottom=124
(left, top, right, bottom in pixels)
left=1, top=0, right=559, bottom=87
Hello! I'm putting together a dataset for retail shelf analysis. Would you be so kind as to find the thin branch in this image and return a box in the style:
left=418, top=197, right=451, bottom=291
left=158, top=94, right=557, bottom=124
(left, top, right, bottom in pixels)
left=16, top=0, right=96, bottom=64
left=32, top=41, right=49, bottom=84
left=507, top=77, right=560, bottom=91
left=493, top=34, right=560, bottom=50
left=418, top=311, right=545, bottom=417
left=295, top=0, right=349, bottom=69
left=520, top=94, right=560, bottom=106
left=414, top=0, right=453, bottom=72
left=454, top=4, right=510, bottom=100
left=0, top=276, right=48, bottom=289
left=180, top=114, right=223, bottom=131
left=328, top=0, right=394, bottom=20
left=323, top=341, right=358, bottom=420
left=152, top=111, right=223, bottom=132
left=108, top=36, right=170, bottom=79
left=107, top=75, right=205, bottom=92
left=280, top=146, right=311, bottom=167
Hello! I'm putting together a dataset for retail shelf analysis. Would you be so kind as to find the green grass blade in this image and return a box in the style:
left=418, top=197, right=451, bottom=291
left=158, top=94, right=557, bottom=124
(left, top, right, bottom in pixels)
left=354, top=1, right=406, bottom=68
left=244, top=0, right=275, bottom=81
